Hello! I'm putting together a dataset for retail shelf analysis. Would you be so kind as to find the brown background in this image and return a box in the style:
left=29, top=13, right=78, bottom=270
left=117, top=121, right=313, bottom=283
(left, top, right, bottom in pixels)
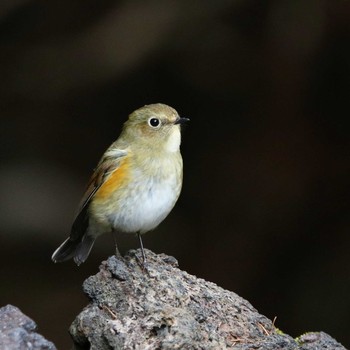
left=0, top=1, right=349, bottom=349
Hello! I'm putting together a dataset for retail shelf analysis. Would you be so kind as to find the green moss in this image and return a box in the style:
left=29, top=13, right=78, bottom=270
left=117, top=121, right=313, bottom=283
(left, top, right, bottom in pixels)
left=274, top=328, right=285, bottom=335
left=295, top=332, right=310, bottom=345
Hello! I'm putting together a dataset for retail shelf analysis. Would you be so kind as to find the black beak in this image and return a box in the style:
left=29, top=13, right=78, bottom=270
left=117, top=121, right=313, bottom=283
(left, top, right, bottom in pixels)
left=175, top=117, right=190, bottom=125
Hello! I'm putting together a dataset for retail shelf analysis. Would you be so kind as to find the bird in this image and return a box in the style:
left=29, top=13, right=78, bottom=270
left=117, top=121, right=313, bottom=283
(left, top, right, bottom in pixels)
left=52, top=103, right=189, bottom=266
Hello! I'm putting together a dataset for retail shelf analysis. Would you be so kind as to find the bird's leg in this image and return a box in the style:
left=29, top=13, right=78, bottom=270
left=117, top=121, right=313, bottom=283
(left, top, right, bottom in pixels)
left=138, top=232, right=147, bottom=264
left=112, top=230, right=122, bottom=259
left=135, top=233, right=150, bottom=274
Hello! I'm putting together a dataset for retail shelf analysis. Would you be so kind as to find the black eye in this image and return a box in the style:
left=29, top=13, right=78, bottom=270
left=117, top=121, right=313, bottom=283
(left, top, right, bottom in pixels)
left=148, top=118, right=160, bottom=128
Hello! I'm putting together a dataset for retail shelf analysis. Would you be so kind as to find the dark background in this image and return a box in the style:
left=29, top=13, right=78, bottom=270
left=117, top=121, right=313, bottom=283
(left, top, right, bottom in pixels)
left=0, top=1, right=349, bottom=349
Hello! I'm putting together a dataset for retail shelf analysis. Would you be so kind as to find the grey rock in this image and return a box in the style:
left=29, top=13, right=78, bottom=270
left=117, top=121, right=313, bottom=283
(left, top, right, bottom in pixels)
left=0, top=305, right=56, bottom=350
left=298, top=331, right=346, bottom=350
left=69, top=249, right=348, bottom=350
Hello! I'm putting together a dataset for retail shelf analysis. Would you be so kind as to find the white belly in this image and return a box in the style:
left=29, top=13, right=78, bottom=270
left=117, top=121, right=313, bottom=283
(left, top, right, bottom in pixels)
left=109, top=174, right=181, bottom=234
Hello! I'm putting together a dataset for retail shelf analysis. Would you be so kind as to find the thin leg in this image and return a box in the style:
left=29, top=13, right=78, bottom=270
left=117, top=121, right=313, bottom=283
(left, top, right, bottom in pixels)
left=112, top=230, right=122, bottom=259
left=138, top=232, right=147, bottom=264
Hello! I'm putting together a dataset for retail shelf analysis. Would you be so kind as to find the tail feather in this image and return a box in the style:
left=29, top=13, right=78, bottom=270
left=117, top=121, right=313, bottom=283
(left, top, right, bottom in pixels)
left=51, top=238, right=78, bottom=263
left=52, top=235, right=96, bottom=266
left=73, top=235, right=95, bottom=266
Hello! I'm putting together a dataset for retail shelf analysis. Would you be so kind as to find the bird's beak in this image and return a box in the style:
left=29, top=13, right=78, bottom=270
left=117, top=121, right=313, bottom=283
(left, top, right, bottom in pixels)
left=174, top=117, right=190, bottom=125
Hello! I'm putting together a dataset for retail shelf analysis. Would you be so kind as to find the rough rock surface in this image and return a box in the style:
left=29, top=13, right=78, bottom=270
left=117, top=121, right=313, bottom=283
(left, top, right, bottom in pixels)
left=0, top=304, right=56, bottom=350
left=297, top=331, right=346, bottom=350
left=70, top=249, right=347, bottom=350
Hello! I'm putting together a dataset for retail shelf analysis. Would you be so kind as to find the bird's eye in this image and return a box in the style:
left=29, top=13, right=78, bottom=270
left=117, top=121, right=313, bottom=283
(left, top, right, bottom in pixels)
left=148, top=118, right=160, bottom=128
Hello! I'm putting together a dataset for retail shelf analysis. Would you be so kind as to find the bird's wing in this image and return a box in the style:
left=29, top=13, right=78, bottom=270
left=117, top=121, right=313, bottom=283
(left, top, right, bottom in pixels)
left=70, top=148, right=128, bottom=240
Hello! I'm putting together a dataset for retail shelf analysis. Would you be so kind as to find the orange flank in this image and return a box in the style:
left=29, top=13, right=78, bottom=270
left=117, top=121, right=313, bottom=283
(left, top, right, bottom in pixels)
left=94, top=158, right=130, bottom=200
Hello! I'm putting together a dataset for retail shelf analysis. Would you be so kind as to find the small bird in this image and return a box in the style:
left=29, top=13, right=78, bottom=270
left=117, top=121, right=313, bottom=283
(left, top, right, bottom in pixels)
left=52, top=103, right=189, bottom=265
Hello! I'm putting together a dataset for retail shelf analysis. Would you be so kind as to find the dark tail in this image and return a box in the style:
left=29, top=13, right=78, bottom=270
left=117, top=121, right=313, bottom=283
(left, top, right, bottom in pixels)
left=51, top=234, right=95, bottom=266
left=52, top=197, right=96, bottom=265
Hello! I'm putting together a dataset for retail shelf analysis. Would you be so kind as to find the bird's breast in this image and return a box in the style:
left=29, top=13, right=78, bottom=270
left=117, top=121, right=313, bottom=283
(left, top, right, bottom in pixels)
left=91, top=153, right=183, bottom=234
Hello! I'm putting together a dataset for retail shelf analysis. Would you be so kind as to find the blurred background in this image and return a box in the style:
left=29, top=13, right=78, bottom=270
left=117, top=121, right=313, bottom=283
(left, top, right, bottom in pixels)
left=0, top=0, right=349, bottom=348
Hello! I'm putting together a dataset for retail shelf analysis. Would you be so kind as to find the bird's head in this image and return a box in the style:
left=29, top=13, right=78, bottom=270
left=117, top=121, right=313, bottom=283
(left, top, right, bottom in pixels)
left=122, top=103, right=189, bottom=152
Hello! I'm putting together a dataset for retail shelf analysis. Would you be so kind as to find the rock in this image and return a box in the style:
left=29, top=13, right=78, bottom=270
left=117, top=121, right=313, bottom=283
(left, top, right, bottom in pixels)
left=297, top=331, right=346, bottom=350
left=69, top=249, right=348, bottom=350
left=0, top=304, right=56, bottom=350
